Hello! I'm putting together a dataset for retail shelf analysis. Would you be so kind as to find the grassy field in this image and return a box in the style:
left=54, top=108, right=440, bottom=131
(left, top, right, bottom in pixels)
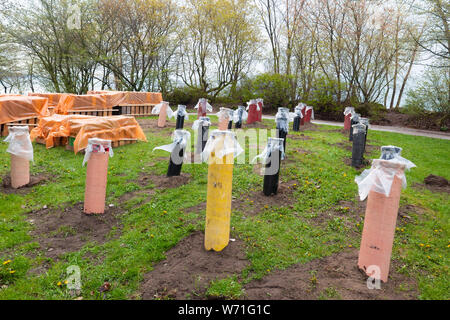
left=0, top=117, right=448, bottom=300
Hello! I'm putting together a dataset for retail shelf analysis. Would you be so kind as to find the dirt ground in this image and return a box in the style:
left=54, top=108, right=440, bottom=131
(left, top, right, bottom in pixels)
left=243, top=248, right=418, bottom=300
left=27, top=203, right=122, bottom=260
left=414, top=174, right=450, bottom=194
left=139, top=231, right=249, bottom=300
left=1, top=173, right=53, bottom=195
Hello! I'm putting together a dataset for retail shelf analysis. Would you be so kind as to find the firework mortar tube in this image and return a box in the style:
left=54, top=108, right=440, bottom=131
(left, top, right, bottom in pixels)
left=194, top=98, right=213, bottom=119
left=359, top=117, right=370, bottom=153
left=275, top=107, right=294, bottom=153
left=355, top=146, right=416, bottom=282
left=4, top=126, right=33, bottom=189
left=152, top=101, right=174, bottom=128
left=305, top=106, right=314, bottom=123
left=293, top=105, right=304, bottom=131
left=153, top=130, right=191, bottom=177
left=246, top=99, right=259, bottom=125
left=192, top=117, right=211, bottom=161
left=202, top=130, right=243, bottom=252
left=344, top=107, right=355, bottom=131
left=83, top=138, right=114, bottom=214
left=253, top=137, right=285, bottom=196
left=256, top=98, right=264, bottom=122
left=174, top=105, right=188, bottom=129
left=349, top=113, right=361, bottom=141
left=218, top=107, right=233, bottom=131
left=227, top=109, right=234, bottom=130
left=351, top=123, right=367, bottom=167
left=233, top=106, right=248, bottom=129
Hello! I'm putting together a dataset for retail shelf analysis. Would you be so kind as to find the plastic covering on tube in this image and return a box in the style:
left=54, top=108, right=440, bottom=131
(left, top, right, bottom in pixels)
left=246, top=99, right=260, bottom=112
left=294, top=105, right=304, bottom=118
left=174, top=105, right=189, bottom=120
left=351, top=113, right=361, bottom=121
left=192, top=117, right=211, bottom=130
left=83, top=138, right=113, bottom=166
left=153, top=129, right=191, bottom=161
left=217, top=108, right=233, bottom=123
left=202, top=130, right=243, bottom=163
left=352, top=123, right=366, bottom=134
left=355, top=146, right=416, bottom=201
left=344, top=107, right=355, bottom=116
left=252, top=137, right=285, bottom=164
left=0, top=96, right=49, bottom=124
left=233, top=106, right=248, bottom=123
left=152, top=102, right=174, bottom=118
left=306, top=106, right=314, bottom=120
left=194, top=98, right=213, bottom=112
left=4, top=126, right=34, bottom=162
left=275, top=107, right=293, bottom=132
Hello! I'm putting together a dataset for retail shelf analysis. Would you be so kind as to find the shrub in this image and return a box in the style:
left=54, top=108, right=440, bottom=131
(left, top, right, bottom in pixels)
left=234, top=73, right=293, bottom=111
left=404, top=68, right=449, bottom=128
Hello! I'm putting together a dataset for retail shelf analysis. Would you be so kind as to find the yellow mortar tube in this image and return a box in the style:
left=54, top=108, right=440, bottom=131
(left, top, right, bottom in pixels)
left=204, top=134, right=234, bottom=252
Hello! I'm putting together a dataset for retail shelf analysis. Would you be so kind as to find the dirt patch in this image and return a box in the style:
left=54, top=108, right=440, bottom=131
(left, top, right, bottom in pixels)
left=373, top=111, right=450, bottom=132
left=343, top=157, right=371, bottom=169
left=332, top=142, right=352, bottom=151
left=183, top=202, right=206, bottom=215
left=27, top=203, right=122, bottom=259
left=0, top=173, right=53, bottom=195
left=414, top=174, right=450, bottom=194
left=232, top=180, right=299, bottom=216
left=137, top=173, right=191, bottom=189
left=140, top=231, right=249, bottom=300
left=289, top=133, right=313, bottom=141
left=243, top=248, right=418, bottom=300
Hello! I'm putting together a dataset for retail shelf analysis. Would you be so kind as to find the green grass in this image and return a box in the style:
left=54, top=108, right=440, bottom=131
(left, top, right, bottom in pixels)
left=0, top=118, right=448, bottom=299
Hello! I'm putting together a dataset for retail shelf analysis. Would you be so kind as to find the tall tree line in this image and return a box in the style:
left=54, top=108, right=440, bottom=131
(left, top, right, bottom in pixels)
left=0, top=0, right=447, bottom=109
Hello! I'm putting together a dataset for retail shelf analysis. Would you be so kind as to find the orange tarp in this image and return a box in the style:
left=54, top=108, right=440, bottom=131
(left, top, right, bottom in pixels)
left=87, top=90, right=163, bottom=105
left=30, top=114, right=94, bottom=148
left=28, top=93, right=64, bottom=108
left=55, top=94, right=109, bottom=114
left=71, top=116, right=147, bottom=153
left=0, top=96, right=49, bottom=124
left=30, top=115, right=147, bottom=152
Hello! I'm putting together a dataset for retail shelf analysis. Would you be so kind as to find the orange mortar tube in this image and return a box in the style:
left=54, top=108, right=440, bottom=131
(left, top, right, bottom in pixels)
left=358, top=161, right=405, bottom=282
left=10, top=154, right=30, bottom=189
left=157, top=103, right=168, bottom=128
left=84, top=151, right=110, bottom=214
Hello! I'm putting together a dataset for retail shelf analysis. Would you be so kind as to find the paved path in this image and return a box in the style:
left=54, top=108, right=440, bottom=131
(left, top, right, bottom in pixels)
left=187, top=113, right=450, bottom=140
left=261, top=116, right=450, bottom=141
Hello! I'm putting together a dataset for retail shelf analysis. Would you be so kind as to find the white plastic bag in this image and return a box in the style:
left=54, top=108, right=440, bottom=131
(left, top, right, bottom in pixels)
left=4, top=126, right=34, bottom=162
left=83, top=138, right=114, bottom=166
left=217, top=107, right=233, bottom=123
left=294, top=105, right=304, bottom=118
left=355, top=146, right=416, bottom=201
left=174, top=105, right=189, bottom=120
left=194, top=98, right=213, bottom=113
left=275, top=107, right=293, bottom=132
left=252, top=137, right=285, bottom=164
left=192, top=117, right=211, bottom=130
left=246, top=99, right=260, bottom=112
left=306, top=106, right=314, bottom=120
left=153, top=129, right=191, bottom=161
left=152, top=101, right=174, bottom=119
left=202, top=130, right=243, bottom=163
left=233, top=106, right=248, bottom=123
left=344, top=107, right=355, bottom=116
